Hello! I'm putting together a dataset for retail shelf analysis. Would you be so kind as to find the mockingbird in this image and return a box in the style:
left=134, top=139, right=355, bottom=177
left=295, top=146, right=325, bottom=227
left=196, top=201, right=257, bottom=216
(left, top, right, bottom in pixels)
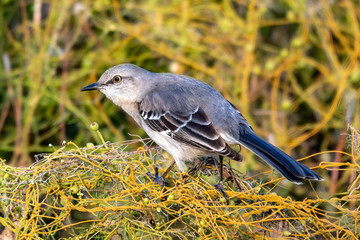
left=81, top=63, right=323, bottom=186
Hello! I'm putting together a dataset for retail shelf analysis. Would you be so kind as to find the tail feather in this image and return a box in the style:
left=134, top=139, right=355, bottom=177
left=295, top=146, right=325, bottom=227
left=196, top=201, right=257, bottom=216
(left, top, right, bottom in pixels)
left=238, top=133, right=323, bottom=184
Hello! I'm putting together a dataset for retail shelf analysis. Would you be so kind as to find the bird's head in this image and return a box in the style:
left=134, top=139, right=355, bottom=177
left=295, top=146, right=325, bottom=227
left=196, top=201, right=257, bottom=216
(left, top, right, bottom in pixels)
left=81, top=63, right=154, bottom=106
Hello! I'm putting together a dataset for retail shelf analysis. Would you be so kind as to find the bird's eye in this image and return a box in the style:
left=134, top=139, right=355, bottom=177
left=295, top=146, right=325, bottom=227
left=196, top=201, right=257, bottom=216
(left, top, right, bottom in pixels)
left=112, top=75, right=122, bottom=83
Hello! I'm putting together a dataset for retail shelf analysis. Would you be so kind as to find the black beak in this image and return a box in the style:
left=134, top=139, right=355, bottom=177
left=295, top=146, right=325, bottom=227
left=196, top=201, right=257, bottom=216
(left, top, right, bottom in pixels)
left=81, top=82, right=99, bottom=91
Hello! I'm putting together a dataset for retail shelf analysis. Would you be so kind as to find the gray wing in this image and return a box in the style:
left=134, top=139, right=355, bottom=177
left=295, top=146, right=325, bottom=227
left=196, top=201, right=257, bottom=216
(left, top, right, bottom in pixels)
left=138, top=90, right=242, bottom=161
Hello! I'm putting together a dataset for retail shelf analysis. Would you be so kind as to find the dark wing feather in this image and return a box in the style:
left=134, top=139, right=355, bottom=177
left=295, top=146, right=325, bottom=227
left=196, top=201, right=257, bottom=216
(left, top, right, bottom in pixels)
left=138, top=101, right=242, bottom=161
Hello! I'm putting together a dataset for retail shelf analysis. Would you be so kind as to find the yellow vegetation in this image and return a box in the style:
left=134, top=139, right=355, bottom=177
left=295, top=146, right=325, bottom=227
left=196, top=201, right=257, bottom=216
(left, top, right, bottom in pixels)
left=0, top=126, right=359, bottom=239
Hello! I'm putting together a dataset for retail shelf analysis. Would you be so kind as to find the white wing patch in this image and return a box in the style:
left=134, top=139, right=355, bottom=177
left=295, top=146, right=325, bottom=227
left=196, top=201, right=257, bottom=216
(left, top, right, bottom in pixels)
left=138, top=102, right=242, bottom=161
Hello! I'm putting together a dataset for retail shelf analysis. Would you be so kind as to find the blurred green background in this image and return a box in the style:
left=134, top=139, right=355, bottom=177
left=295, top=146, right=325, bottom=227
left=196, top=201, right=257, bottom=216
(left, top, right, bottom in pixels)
left=0, top=0, right=359, bottom=187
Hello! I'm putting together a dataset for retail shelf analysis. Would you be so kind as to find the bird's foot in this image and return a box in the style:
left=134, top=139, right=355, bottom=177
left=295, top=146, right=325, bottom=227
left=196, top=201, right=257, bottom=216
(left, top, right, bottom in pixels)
left=214, top=181, right=229, bottom=200
left=146, top=160, right=176, bottom=189
left=188, top=156, right=219, bottom=176
left=146, top=167, right=165, bottom=189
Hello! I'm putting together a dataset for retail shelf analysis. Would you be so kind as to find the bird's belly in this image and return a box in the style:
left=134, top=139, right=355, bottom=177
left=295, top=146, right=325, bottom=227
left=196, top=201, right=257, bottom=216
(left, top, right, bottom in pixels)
left=145, top=130, right=208, bottom=172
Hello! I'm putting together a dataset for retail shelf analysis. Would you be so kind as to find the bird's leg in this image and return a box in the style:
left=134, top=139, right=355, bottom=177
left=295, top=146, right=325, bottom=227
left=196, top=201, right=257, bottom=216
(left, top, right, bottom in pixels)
left=219, top=155, right=224, bottom=183
left=214, top=155, right=229, bottom=200
left=160, top=160, right=176, bottom=179
left=147, top=160, right=176, bottom=189
left=186, top=155, right=228, bottom=199
left=188, top=156, right=215, bottom=176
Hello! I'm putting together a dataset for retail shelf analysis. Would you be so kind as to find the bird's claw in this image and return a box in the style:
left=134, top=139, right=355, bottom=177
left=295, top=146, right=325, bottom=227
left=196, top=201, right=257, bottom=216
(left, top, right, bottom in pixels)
left=215, top=181, right=229, bottom=200
left=147, top=167, right=165, bottom=189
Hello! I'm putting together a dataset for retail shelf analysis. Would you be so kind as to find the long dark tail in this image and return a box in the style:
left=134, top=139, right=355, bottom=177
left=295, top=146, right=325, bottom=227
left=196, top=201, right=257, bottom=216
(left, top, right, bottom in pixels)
left=238, top=132, right=323, bottom=184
